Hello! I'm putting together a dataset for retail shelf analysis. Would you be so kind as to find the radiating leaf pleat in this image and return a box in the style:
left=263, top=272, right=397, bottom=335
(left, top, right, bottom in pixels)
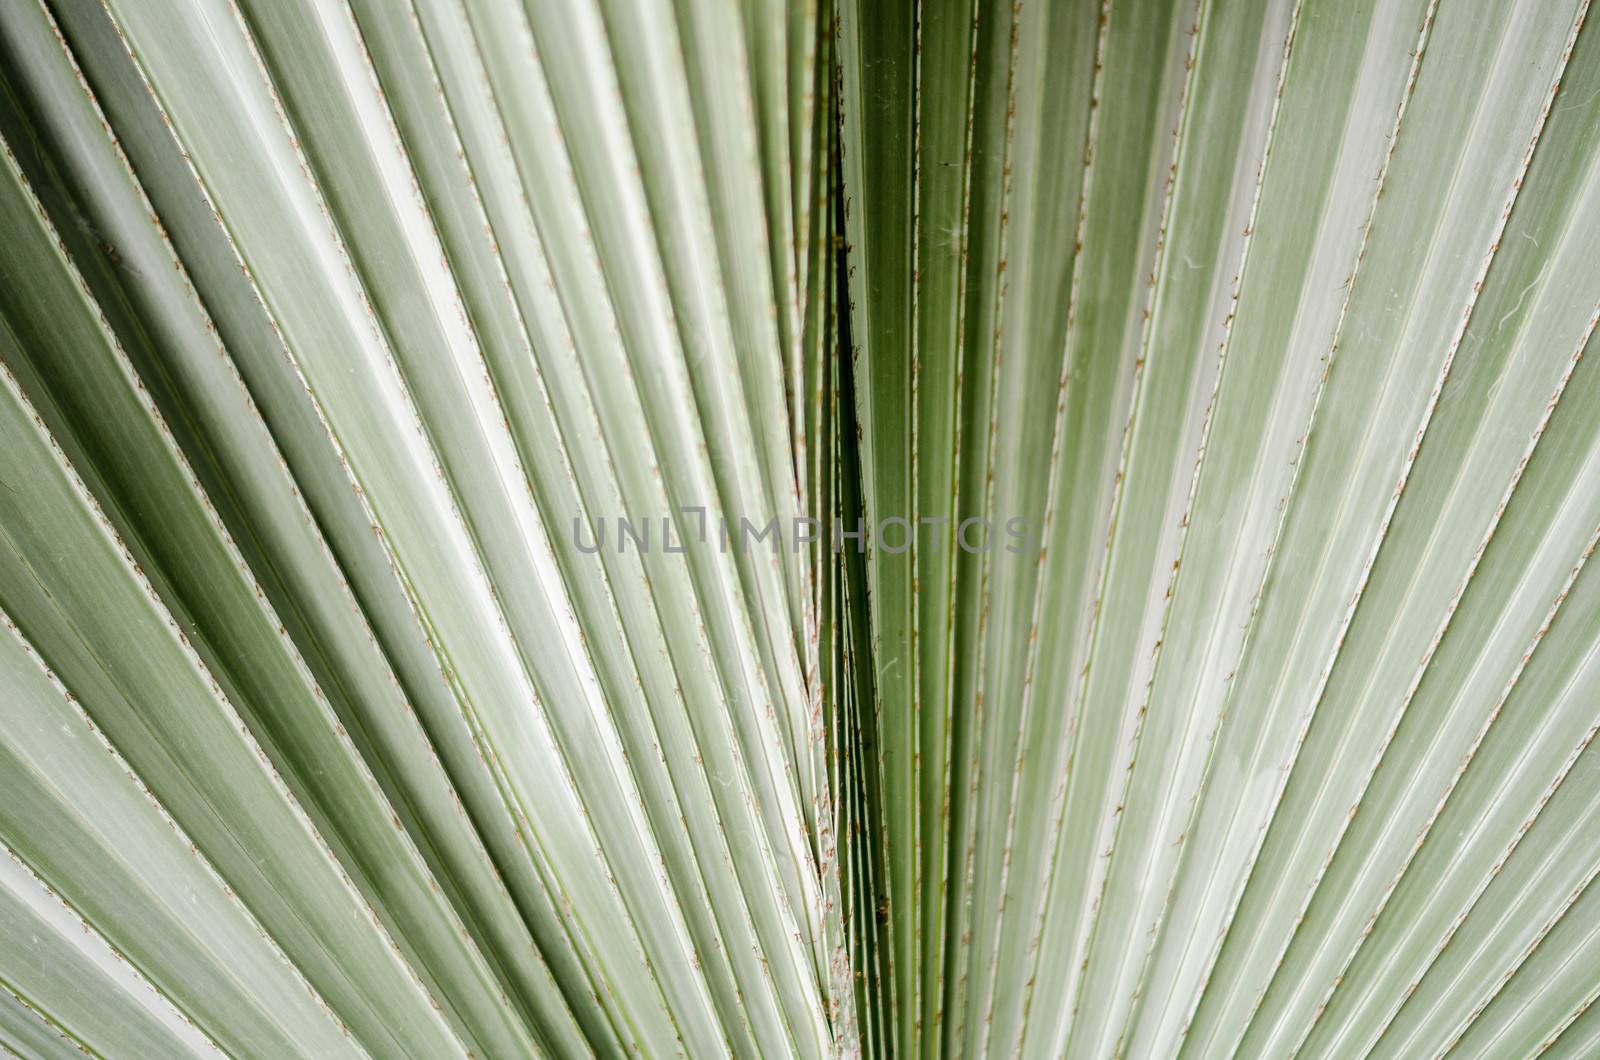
left=0, top=843, right=218, bottom=1059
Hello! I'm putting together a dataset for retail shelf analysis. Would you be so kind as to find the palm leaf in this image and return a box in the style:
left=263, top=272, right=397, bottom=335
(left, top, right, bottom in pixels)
left=1, top=0, right=1598, bottom=1056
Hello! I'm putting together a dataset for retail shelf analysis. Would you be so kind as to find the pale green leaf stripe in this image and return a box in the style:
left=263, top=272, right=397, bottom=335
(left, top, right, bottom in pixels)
left=1542, top=968, right=1600, bottom=1059
left=1211, top=18, right=1600, bottom=1054
left=24, top=0, right=827, bottom=1052
left=358, top=0, right=825, bottom=1049
left=964, top=1, right=1102, bottom=1054
left=14, top=2, right=623, bottom=1050
left=0, top=603, right=360, bottom=1058
left=18, top=10, right=620, bottom=1060
left=0, top=5, right=593, bottom=1051
left=996, top=1, right=1297, bottom=1054
left=353, top=0, right=805, bottom=1052
left=1443, top=871, right=1600, bottom=1059
left=0, top=28, right=573, bottom=1060
left=0, top=980, right=89, bottom=1060
left=1123, top=3, right=1588, bottom=1054
left=57, top=0, right=717, bottom=1050
left=1051, top=3, right=1433, bottom=1056
left=215, top=0, right=760, bottom=1049
left=990, top=2, right=1198, bottom=1053
left=95, top=0, right=832, bottom=1050
left=1330, top=524, right=1600, bottom=1059
left=436, top=0, right=835, bottom=1047
left=831, top=3, right=1600, bottom=1056
left=698, top=0, right=816, bottom=689
left=569, top=0, right=819, bottom=821
left=942, top=5, right=1021, bottom=1048
left=1297, top=494, right=1600, bottom=1057
left=0, top=844, right=217, bottom=1059
left=508, top=6, right=828, bottom=1022
left=394, top=0, right=774, bottom=1045
left=1380, top=699, right=1600, bottom=1058
left=549, top=0, right=830, bottom=1011
left=0, top=143, right=473, bottom=1055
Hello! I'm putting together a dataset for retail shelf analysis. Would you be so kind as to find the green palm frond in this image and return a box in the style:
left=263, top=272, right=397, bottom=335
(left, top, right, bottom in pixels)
left=1, top=0, right=1598, bottom=1057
